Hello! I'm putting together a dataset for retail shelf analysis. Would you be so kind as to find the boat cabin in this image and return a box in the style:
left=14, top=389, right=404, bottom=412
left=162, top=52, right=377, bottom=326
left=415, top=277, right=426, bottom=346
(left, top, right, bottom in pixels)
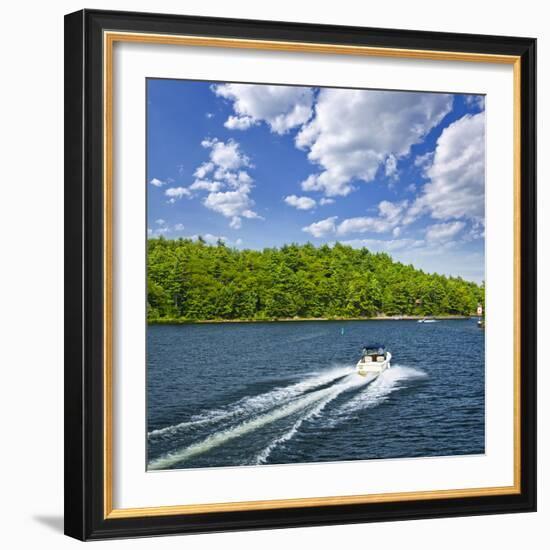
left=359, top=344, right=387, bottom=364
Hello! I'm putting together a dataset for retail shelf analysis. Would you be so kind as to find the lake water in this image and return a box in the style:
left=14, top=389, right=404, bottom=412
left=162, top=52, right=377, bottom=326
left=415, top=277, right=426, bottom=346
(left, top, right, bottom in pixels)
left=147, top=319, right=484, bottom=470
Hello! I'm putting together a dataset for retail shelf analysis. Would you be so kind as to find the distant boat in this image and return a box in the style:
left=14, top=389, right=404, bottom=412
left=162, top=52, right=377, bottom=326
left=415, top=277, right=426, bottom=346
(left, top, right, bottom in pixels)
left=477, top=318, right=485, bottom=329
left=418, top=318, right=438, bottom=323
left=356, top=344, right=391, bottom=377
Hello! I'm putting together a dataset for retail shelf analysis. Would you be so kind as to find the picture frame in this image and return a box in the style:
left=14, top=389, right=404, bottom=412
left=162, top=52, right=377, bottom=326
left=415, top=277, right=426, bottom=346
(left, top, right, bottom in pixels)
left=64, top=8, right=536, bottom=541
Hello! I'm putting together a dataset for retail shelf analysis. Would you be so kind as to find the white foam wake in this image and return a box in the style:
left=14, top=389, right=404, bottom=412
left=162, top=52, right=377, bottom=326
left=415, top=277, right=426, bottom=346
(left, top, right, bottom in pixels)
left=148, top=371, right=365, bottom=470
left=148, top=366, right=353, bottom=439
left=335, top=365, right=426, bottom=419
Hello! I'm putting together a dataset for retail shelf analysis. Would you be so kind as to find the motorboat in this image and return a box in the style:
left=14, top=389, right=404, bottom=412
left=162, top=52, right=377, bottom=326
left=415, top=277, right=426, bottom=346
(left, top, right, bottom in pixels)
left=418, top=318, right=437, bottom=323
left=356, top=344, right=391, bottom=376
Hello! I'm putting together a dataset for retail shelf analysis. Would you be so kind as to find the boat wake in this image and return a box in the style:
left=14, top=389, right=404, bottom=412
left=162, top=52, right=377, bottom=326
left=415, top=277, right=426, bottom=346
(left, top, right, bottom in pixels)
left=333, top=365, right=427, bottom=421
left=147, top=365, right=425, bottom=470
left=147, top=366, right=353, bottom=439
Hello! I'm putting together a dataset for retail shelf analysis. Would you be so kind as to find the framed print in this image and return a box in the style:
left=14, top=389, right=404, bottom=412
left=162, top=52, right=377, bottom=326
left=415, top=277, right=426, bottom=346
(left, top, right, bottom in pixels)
left=64, top=9, right=537, bottom=540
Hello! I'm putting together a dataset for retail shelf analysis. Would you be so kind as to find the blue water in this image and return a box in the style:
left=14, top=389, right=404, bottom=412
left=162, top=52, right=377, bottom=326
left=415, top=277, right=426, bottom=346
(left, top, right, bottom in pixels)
left=147, top=319, right=484, bottom=470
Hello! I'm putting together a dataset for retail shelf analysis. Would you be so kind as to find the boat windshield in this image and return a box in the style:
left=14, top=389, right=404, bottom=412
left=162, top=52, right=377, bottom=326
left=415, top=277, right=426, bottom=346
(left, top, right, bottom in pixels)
left=363, top=346, right=385, bottom=356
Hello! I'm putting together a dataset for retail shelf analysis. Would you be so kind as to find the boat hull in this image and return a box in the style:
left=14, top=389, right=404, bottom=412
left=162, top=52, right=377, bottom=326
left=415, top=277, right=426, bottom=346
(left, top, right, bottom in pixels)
left=356, top=352, right=392, bottom=377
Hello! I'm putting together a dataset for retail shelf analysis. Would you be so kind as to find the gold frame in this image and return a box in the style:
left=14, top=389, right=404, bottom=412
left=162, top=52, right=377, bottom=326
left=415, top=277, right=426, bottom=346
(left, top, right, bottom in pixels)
left=103, top=31, right=522, bottom=520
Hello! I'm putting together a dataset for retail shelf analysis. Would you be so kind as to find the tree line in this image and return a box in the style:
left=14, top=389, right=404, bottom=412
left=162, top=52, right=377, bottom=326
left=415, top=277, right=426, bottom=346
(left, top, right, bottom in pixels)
left=147, top=237, right=484, bottom=322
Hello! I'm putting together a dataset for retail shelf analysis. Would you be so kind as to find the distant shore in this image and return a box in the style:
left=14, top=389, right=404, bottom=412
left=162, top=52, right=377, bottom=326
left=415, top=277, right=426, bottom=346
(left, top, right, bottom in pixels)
left=148, top=314, right=474, bottom=325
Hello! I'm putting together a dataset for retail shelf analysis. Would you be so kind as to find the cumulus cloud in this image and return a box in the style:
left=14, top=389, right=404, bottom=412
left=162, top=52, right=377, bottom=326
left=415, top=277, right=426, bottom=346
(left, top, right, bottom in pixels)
left=302, top=216, right=338, bottom=238
left=148, top=221, right=185, bottom=236
left=337, top=200, right=408, bottom=236
left=303, top=200, right=411, bottom=239
left=385, top=154, right=398, bottom=179
left=204, top=188, right=253, bottom=219
left=189, top=180, right=223, bottom=192
left=415, top=112, right=485, bottom=222
left=194, top=162, right=214, bottom=179
left=465, top=95, right=485, bottom=110
left=149, top=177, right=166, bottom=187
left=413, top=151, right=434, bottom=169
left=425, top=221, right=465, bottom=243
left=182, top=138, right=263, bottom=228
left=295, top=89, right=453, bottom=196
left=319, top=198, right=334, bottom=206
left=165, top=187, right=192, bottom=201
left=213, top=83, right=314, bottom=134
left=224, top=115, right=256, bottom=130
left=284, top=195, right=317, bottom=210
left=201, top=138, right=251, bottom=171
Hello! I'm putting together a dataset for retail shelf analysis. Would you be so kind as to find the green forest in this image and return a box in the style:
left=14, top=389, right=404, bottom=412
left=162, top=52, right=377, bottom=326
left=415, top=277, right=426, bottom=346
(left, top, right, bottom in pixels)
left=147, top=237, right=484, bottom=323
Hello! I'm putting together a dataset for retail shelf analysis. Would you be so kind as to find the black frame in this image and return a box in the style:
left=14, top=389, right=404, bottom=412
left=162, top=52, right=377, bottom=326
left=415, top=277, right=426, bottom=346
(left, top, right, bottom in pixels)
left=64, top=9, right=537, bottom=541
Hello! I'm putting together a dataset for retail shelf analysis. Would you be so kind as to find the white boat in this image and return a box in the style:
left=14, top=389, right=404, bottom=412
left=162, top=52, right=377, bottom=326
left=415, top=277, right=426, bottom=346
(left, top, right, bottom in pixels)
left=418, top=318, right=437, bottom=323
left=356, top=344, right=392, bottom=377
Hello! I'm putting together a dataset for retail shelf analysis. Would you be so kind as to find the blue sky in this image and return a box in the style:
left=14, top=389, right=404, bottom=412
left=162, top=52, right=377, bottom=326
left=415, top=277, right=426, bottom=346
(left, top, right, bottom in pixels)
left=147, top=79, right=485, bottom=283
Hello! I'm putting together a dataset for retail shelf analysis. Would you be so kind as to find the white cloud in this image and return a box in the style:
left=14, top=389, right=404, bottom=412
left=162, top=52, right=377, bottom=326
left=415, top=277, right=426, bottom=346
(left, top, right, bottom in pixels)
left=303, top=200, right=411, bottom=239
left=213, top=83, right=314, bottom=134
left=284, top=195, right=317, bottom=210
left=202, top=233, right=227, bottom=244
left=416, top=112, right=485, bottom=221
left=149, top=177, right=166, bottom=187
left=337, top=200, right=408, bottom=236
left=230, top=216, right=242, bottom=229
left=385, top=154, right=398, bottom=179
left=155, top=218, right=166, bottom=226
left=465, top=95, right=485, bottom=110
left=174, top=223, right=185, bottom=231
left=302, top=216, right=338, bottom=238
left=206, top=112, right=214, bottom=119
left=400, top=199, right=427, bottom=226
left=187, top=138, right=262, bottom=228
left=165, top=187, right=192, bottom=200
left=203, top=186, right=263, bottom=230
left=413, top=151, right=434, bottom=169
left=406, top=183, right=417, bottom=193
left=465, top=221, right=485, bottom=241
left=425, top=221, right=466, bottom=243
left=204, top=188, right=252, bottom=218
left=319, top=198, right=334, bottom=206
left=194, top=162, right=214, bottom=179
left=189, top=180, right=223, bottom=192
left=295, top=89, right=453, bottom=196
left=392, top=227, right=401, bottom=237
left=224, top=115, right=256, bottom=130
left=201, top=138, right=250, bottom=171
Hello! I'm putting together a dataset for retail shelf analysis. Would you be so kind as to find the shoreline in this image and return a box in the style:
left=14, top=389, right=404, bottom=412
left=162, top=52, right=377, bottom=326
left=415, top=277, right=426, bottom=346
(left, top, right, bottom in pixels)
left=148, top=314, right=474, bottom=326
